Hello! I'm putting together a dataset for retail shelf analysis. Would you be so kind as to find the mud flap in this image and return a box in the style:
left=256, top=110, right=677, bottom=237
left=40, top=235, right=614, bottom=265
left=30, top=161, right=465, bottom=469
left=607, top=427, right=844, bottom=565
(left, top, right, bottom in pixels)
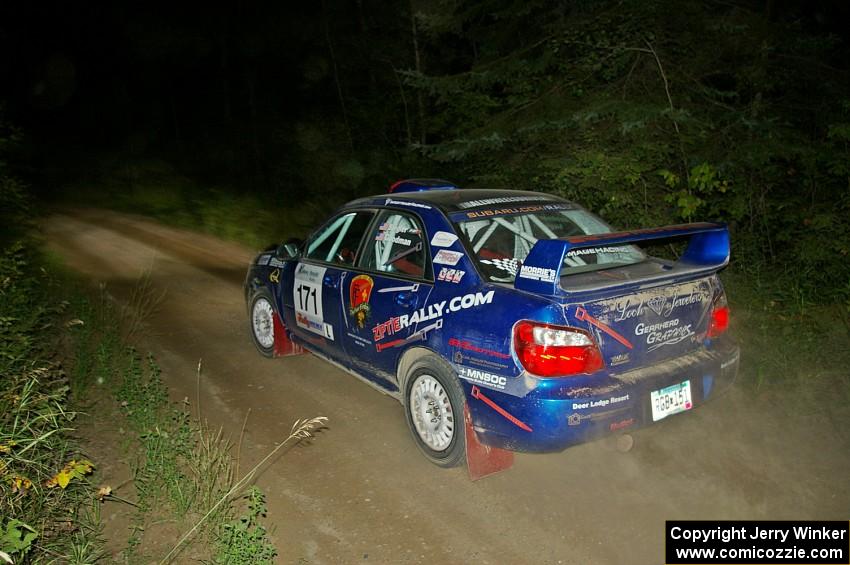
left=273, top=312, right=305, bottom=357
left=464, top=404, right=514, bottom=480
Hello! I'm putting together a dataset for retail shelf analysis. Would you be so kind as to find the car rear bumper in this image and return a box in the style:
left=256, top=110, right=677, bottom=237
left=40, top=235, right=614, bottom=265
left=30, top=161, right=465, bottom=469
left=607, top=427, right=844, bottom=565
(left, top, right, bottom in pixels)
left=464, top=340, right=740, bottom=453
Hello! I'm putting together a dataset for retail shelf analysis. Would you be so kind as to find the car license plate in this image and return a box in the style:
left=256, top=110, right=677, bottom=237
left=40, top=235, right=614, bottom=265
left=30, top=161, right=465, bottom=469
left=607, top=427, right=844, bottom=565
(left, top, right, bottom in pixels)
left=650, top=380, right=692, bottom=421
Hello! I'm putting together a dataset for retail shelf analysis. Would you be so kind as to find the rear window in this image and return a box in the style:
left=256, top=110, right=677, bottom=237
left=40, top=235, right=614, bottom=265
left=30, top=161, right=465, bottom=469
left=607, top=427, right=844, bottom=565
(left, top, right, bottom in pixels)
left=455, top=209, right=645, bottom=283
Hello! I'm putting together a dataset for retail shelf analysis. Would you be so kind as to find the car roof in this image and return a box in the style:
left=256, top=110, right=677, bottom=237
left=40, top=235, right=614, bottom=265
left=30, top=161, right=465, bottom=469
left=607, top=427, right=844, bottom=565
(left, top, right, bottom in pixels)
left=347, top=188, right=573, bottom=215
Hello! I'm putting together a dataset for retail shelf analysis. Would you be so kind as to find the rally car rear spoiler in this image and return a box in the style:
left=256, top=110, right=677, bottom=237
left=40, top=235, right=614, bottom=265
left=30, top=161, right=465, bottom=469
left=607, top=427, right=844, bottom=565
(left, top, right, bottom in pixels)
left=514, top=222, right=730, bottom=295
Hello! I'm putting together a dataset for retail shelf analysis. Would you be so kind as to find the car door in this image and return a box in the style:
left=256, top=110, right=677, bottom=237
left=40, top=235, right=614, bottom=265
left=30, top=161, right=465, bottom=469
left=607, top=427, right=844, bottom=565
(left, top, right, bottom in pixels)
left=287, top=209, right=375, bottom=363
left=341, top=209, right=434, bottom=382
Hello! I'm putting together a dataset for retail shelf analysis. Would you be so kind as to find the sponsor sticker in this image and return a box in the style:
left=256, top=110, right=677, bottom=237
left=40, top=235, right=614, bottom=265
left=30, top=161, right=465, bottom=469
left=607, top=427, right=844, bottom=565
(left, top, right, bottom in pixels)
left=385, top=198, right=431, bottom=209
left=295, top=263, right=324, bottom=283
left=720, top=352, right=740, bottom=370
left=448, top=337, right=510, bottom=359
left=437, top=268, right=465, bottom=283
left=376, top=233, right=412, bottom=245
left=608, top=283, right=710, bottom=322
left=609, top=418, right=635, bottom=431
left=433, top=249, right=464, bottom=265
left=375, top=319, right=443, bottom=352
left=346, top=332, right=371, bottom=347
left=296, top=312, right=334, bottom=340
left=269, top=268, right=280, bottom=283
left=372, top=290, right=495, bottom=341
left=566, top=246, right=629, bottom=257
left=609, top=353, right=630, bottom=366
left=378, top=222, right=420, bottom=235
left=457, top=195, right=553, bottom=209
left=571, top=394, right=630, bottom=411
left=567, top=413, right=588, bottom=426
left=518, top=264, right=557, bottom=283
left=430, top=231, right=459, bottom=247
left=464, top=203, right=570, bottom=219
left=634, top=318, right=695, bottom=351
left=349, top=274, right=374, bottom=329
left=481, top=258, right=519, bottom=275
left=456, top=366, right=507, bottom=390
left=293, top=263, right=333, bottom=340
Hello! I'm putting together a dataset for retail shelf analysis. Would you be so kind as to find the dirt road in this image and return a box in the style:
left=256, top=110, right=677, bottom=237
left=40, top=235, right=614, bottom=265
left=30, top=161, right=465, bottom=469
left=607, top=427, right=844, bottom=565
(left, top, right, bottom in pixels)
left=45, top=209, right=849, bottom=564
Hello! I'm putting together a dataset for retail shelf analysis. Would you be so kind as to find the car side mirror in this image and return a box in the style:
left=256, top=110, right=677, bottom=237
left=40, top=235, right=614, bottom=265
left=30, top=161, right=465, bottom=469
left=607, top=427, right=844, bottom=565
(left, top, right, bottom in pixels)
left=275, top=238, right=303, bottom=260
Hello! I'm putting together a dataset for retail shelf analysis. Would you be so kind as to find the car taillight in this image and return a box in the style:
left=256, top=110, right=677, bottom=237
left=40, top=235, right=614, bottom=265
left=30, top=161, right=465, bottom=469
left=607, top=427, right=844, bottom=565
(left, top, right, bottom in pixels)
left=707, top=293, right=730, bottom=338
left=513, top=321, right=604, bottom=377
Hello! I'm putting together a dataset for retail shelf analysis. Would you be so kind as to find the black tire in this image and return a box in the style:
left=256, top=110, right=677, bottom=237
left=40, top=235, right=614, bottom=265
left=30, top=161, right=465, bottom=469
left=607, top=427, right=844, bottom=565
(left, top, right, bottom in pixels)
left=403, top=356, right=466, bottom=468
left=248, top=288, right=276, bottom=358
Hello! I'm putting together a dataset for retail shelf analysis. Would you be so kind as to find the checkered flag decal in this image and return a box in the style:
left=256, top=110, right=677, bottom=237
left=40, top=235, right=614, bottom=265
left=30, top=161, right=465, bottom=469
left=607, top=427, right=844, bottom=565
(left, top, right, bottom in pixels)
left=481, top=258, right=519, bottom=275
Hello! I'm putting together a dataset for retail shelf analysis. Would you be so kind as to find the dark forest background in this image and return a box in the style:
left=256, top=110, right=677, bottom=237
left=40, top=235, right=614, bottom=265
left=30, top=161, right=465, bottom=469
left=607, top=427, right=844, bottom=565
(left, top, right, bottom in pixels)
left=2, top=0, right=849, bottom=307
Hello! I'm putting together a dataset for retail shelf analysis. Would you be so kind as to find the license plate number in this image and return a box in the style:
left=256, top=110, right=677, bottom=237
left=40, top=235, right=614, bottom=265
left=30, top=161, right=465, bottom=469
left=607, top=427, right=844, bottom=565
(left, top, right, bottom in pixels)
left=650, top=380, right=692, bottom=422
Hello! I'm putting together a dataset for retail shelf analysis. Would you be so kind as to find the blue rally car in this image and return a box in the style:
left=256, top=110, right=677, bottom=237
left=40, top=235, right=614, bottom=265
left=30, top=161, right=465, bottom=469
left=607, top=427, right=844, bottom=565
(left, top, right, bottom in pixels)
left=244, top=179, right=739, bottom=473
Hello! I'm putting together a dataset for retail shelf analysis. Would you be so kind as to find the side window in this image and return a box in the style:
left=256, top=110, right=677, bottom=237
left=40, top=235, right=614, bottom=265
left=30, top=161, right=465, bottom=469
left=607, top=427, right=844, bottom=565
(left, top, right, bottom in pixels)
left=305, top=211, right=374, bottom=266
left=360, top=211, right=429, bottom=279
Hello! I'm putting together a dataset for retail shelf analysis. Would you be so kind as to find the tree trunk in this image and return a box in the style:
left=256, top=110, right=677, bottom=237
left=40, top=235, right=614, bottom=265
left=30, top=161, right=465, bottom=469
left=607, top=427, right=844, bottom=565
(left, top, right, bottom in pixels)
left=219, top=23, right=232, bottom=122
left=322, top=0, right=354, bottom=152
left=392, top=64, right=413, bottom=146
left=246, top=68, right=266, bottom=190
left=356, top=0, right=377, bottom=92
left=410, top=0, right=426, bottom=145
left=169, top=90, right=181, bottom=152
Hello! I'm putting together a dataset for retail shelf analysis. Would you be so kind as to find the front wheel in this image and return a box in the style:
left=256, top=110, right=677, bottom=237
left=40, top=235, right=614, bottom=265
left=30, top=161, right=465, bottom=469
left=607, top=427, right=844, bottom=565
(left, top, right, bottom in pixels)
left=404, top=358, right=466, bottom=468
left=248, top=288, right=276, bottom=358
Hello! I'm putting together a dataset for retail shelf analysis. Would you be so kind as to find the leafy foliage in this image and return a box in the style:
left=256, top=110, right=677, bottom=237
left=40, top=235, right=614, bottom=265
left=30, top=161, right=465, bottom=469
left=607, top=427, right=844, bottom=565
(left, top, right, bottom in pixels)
left=45, top=459, right=95, bottom=490
left=0, top=112, right=28, bottom=246
left=0, top=520, right=37, bottom=560
left=214, top=487, right=277, bottom=564
left=408, top=0, right=850, bottom=304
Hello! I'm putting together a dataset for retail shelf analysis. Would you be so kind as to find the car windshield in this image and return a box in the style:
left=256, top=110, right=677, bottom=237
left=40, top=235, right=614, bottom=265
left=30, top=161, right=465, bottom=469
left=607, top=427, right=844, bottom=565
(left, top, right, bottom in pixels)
left=455, top=209, right=646, bottom=283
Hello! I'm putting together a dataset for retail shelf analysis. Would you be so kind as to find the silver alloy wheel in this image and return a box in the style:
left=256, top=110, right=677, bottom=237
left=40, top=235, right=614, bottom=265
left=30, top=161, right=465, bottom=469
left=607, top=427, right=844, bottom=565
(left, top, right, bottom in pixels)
left=252, top=297, right=275, bottom=349
left=409, top=374, right=455, bottom=451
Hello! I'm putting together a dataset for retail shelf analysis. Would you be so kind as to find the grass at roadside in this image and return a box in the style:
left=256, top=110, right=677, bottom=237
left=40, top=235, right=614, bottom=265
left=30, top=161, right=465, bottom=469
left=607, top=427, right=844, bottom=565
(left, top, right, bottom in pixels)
left=65, top=269, right=327, bottom=563
left=723, top=268, right=850, bottom=429
left=65, top=275, right=278, bottom=563
left=0, top=236, right=327, bottom=563
left=0, top=243, right=104, bottom=563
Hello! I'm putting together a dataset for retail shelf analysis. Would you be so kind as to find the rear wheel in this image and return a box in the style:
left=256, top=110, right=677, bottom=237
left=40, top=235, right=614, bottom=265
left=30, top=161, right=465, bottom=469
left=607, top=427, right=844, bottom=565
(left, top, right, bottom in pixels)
left=249, top=288, right=276, bottom=358
left=404, top=358, right=466, bottom=467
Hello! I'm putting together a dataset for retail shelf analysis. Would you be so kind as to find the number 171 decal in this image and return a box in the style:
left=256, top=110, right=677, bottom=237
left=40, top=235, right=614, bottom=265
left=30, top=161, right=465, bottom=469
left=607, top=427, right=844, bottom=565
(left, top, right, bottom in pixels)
left=293, top=263, right=334, bottom=340
left=296, top=284, right=318, bottom=312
